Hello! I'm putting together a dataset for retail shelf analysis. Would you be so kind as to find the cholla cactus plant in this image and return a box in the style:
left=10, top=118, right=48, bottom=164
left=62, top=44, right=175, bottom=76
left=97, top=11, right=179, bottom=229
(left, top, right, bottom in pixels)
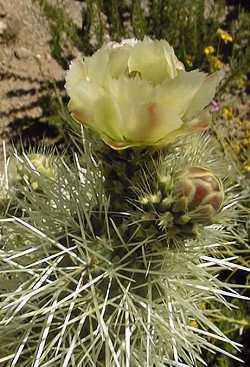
left=0, top=38, right=249, bottom=367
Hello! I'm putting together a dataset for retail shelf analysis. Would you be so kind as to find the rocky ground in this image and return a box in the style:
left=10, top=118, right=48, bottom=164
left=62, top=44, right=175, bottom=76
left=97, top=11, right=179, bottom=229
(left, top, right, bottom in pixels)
left=0, top=0, right=82, bottom=170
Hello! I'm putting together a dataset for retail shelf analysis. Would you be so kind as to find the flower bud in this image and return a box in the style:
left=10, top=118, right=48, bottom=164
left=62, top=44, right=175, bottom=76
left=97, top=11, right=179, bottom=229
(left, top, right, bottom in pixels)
left=29, top=154, right=57, bottom=178
left=174, top=166, right=224, bottom=224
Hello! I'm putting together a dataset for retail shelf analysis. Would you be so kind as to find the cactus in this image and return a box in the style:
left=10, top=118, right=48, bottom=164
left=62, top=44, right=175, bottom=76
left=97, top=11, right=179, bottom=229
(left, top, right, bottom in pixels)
left=138, top=164, right=224, bottom=240
left=0, top=131, right=248, bottom=366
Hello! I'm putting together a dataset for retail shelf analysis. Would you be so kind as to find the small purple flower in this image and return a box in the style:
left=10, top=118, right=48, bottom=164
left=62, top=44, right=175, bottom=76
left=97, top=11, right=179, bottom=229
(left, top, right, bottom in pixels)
left=211, top=99, right=220, bottom=112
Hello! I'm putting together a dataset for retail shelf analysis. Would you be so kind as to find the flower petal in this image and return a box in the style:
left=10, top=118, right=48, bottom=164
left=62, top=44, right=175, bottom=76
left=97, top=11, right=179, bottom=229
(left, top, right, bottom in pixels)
left=107, top=78, right=154, bottom=134
left=94, top=95, right=124, bottom=141
left=186, top=108, right=211, bottom=131
left=65, top=57, right=87, bottom=96
left=68, top=80, right=105, bottom=124
left=156, top=70, right=206, bottom=116
left=142, top=103, right=183, bottom=143
left=161, top=40, right=184, bottom=77
left=127, top=38, right=177, bottom=84
left=108, top=45, right=131, bottom=78
left=104, top=78, right=183, bottom=145
left=184, top=71, right=224, bottom=120
left=84, top=48, right=110, bottom=85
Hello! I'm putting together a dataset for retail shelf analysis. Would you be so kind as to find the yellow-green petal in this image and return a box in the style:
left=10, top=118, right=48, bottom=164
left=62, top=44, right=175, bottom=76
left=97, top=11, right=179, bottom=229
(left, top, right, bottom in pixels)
left=184, top=71, right=224, bottom=120
left=156, top=70, right=206, bottom=117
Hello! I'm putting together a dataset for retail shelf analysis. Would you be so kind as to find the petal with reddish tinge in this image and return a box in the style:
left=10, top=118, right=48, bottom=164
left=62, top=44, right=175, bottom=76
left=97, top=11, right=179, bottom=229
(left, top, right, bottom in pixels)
left=187, top=108, right=212, bottom=131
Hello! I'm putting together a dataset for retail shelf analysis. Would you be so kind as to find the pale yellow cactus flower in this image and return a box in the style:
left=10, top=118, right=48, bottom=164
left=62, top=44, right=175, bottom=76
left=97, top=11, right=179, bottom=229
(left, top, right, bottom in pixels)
left=65, top=37, right=223, bottom=150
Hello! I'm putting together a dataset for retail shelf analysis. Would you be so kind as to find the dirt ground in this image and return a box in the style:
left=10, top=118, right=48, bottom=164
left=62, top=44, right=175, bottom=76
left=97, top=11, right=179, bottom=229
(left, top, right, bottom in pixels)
left=0, top=0, right=82, bottom=170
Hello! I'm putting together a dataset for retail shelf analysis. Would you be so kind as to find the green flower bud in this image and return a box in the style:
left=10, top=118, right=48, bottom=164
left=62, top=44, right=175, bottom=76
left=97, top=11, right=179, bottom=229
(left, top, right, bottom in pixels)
left=29, top=154, right=57, bottom=179
left=139, top=191, right=162, bottom=209
left=157, top=174, right=173, bottom=195
left=159, top=211, right=174, bottom=228
left=159, top=197, right=174, bottom=211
